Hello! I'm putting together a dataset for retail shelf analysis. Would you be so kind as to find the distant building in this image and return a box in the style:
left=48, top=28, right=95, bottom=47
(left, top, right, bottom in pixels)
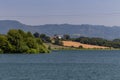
left=50, top=35, right=62, bottom=43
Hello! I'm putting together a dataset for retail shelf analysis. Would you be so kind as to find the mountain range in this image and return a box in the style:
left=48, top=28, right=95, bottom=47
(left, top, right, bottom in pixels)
left=0, top=20, right=120, bottom=39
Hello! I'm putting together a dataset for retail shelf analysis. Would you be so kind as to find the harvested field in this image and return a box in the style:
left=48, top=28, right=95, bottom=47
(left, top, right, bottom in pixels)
left=62, top=41, right=109, bottom=49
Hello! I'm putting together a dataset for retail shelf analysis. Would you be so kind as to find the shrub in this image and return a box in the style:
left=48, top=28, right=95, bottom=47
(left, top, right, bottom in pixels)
left=0, top=49, right=3, bottom=53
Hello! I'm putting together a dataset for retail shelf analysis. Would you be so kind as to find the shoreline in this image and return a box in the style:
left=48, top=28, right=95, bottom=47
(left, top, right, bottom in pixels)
left=45, top=43, right=117, bottom=51
left=51, top=48, right=119, bottom=51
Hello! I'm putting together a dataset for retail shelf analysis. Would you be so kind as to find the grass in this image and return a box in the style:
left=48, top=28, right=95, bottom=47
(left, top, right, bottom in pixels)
left=44, top=43, right=116, bottom=51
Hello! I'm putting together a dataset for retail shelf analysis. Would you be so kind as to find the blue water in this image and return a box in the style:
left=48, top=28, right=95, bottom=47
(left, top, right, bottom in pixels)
left=0, top=50, right=120, bottom=80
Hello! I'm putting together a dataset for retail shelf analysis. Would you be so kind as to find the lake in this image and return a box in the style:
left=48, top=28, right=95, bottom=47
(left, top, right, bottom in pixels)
left=0, top=50, right=120, bottom=80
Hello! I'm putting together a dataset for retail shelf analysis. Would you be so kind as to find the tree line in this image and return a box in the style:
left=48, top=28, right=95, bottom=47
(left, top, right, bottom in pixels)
left=33, top=33, right=120, bottom=49
left=1, top=29, right=120, bottom=54
left=31, top=33, right=120, bottom=49
left=73, top=37, right=120, bottom=48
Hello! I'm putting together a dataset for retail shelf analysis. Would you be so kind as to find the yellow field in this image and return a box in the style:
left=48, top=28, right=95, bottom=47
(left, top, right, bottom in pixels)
left=62, top=41, right=109, bottom=49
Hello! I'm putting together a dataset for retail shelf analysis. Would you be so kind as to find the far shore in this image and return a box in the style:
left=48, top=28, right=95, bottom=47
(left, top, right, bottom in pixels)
left=45, top=42, right=117, bottom=51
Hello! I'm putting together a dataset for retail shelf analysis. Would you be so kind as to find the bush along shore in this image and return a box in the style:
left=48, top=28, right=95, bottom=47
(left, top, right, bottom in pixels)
left=0, top=29, right=49, bottom=54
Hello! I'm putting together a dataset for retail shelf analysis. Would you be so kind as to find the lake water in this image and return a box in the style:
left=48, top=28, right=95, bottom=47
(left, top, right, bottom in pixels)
left=0, top=50, right=120, bottom=80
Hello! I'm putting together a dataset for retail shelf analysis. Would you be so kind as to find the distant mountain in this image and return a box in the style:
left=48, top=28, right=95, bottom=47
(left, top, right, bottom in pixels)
left=0, top=20, right=120, bottom=39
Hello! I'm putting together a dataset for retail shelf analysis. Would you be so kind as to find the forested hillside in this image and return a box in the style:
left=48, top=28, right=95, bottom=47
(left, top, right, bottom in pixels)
left=1, top=20, right=120, bottom=39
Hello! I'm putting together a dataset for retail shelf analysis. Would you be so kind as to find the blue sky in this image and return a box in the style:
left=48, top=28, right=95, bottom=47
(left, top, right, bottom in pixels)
left=0, top=0, right=120, bottom=26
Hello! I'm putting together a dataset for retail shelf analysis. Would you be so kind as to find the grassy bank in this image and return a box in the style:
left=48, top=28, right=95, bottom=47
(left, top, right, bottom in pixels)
left=45, top=43, right=116, bottom=51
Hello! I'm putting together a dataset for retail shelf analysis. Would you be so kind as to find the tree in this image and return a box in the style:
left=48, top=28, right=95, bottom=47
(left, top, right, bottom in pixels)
left=113, top=39, right=120, bottom=42
left=7, top=29, right=23, bottom=53
left=27, top=31, right=34, bottom=38
left=0, top=29, right=51, bottom=53
left=36, top=38, right=43, bottom=45
left=63, top=34, right=71, bottom=40
left=26, top=37, right=37, bottom=49
left=0, top=49, right=3, bottom=53
left=0, top=35, right=13, bottom=53
left=40, top=34, right=51, bottom=43
left=33, top=32, right=40, bottom=38
left=78, top=45, right=83, bottom=49
left=18, top=29, right=27, bottom=38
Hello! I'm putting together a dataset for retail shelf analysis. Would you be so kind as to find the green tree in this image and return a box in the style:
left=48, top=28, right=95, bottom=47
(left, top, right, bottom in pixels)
left=27, top=31, right=34, bottom=38
left=40, top=34, right=51, bottom=43
left=0, top=35, right=13, bottom=53
left=0, top=29, right=49, bottom=53
left=0, top=49, right=3, bottom=53
left=26, top=37, right=37, bottom=49
left=18, top=29, right=27, bottom=38
left=7, top=29, right=23, bottom=52
left=36, top=38, right=43, bottom=45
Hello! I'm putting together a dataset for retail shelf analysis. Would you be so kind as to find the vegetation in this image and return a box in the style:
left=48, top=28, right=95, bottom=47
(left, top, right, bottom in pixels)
left=39, top=34, right=51, bottom=43
left=0, top=29, right=49, bottom=53
left=40, top=33, right=120, bottom=49
left=2, top=29, right=120, bottom=54
left=74, top=37, right=120, bottom=48
left=33, top=32, right=51, bottom=43
left=62, top=34, right=71, bottom=40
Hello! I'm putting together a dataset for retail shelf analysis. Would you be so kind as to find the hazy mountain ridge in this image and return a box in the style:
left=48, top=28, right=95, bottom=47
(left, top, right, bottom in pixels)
left=0, top=20, right=120, bottom=39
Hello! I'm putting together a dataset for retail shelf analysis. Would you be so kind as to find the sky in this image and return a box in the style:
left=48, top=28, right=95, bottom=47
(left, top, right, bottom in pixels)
left=0, top=0, right=120, bottom=26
